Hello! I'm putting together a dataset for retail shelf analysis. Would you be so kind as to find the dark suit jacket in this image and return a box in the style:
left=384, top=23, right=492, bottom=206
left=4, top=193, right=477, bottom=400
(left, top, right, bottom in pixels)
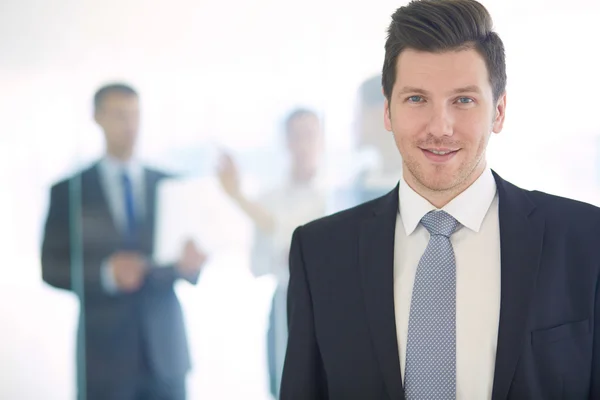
left=281, top=171, right=600, bottom=400
left=41, top=162, right=198, bottom=388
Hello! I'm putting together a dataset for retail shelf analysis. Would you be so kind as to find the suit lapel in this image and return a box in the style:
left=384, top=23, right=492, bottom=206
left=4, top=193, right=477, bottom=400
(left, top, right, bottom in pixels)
left=139, top=169, right=159, bottom=252
left=358, top=173, right=544, bottom=400
left=359, top=187, right=405, bottom=400
left=491, top=171, right=545, bottom=400
left=82, top=163, right=120, bottom=235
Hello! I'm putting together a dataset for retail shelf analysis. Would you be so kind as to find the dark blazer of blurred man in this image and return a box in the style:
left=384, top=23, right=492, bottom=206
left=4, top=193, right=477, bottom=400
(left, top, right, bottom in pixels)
left=281, top=1, right=600, bottom=399
left=42, top=83, right=206, bottom=400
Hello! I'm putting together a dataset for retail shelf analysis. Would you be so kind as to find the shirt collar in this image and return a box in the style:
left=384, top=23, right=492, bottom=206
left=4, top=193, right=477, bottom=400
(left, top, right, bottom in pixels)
left=99, top=155, right=143, bottom=180
left=399, top=167, right=497, bottom=235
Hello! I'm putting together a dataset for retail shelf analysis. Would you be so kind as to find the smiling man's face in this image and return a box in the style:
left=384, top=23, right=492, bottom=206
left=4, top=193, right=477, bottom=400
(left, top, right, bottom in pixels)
left=384, top=47, right=506, bottom=197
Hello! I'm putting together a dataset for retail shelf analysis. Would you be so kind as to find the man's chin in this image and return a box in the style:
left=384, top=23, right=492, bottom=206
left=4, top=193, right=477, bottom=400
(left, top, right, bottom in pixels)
left=423, top=183, right=457, bottom=193
left=417, top=173, right=461, bottom=193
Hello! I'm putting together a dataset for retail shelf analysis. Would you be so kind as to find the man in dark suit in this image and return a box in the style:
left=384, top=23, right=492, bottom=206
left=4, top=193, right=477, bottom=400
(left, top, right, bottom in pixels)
left=281, top=1, right=600, bottom=399
left=42, top=83, right=207, bottom=400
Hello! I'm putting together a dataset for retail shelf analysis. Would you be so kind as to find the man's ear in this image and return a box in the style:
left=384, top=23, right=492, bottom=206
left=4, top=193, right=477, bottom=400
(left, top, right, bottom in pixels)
left=492, top=92, right=507, bottom=134
left=384, top=98, right=392, bottom=132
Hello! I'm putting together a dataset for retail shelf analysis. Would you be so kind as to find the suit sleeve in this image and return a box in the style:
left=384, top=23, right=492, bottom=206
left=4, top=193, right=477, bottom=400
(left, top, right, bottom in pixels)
left=41, top=181, right=106, bottom=296
left=280, top=226, right=328, bottom=400
left=145, top=263, right=200, bottom=290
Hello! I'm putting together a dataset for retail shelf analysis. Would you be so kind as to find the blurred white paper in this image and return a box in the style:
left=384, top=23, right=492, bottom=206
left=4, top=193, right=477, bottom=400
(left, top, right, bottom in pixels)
left=153, top=176, right=253, bottom=266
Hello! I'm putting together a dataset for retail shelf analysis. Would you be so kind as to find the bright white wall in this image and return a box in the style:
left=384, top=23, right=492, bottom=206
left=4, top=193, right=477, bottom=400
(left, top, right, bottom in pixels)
left=1, top=0, right=599, bottom=398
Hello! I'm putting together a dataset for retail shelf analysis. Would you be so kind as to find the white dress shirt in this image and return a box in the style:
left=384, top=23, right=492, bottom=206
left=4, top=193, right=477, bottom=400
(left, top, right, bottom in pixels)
left=394, top=168, right=501, bottom=399
left=98, top=156, right=146, bottom=232
left=251, top=179, right=327, bottom=284
left=98, top=156, right=146, bottom=293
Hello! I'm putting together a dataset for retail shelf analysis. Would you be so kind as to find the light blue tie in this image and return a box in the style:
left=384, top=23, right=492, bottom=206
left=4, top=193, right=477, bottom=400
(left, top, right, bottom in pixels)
left=404, top=210, right=460, bottom=400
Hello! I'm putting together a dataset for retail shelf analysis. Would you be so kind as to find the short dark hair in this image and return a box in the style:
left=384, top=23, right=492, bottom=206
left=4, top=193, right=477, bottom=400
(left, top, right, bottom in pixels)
left=383, top=0, right=506, bottom=103
left=284, top=108, right=319, bottom=133
left=93, top=83, right=138, bottom=110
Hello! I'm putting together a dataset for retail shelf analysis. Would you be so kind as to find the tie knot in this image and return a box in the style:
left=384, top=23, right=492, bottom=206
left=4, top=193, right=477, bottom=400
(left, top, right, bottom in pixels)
left=121, top=170, right=131, bottom=183
left=420, top=210, right=459, bottom=237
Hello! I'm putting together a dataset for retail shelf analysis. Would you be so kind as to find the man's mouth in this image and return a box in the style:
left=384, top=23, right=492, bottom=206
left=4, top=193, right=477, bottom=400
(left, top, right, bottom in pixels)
left=427, top=149, right=457, bottom=155
left=421, top=148, right=460, bottom=162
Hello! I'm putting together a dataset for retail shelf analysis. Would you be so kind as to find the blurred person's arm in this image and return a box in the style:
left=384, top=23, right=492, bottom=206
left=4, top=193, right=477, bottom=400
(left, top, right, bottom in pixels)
left=41, top=180, right=118, bottom=296
left=99, top=248, right=202, bottom=295
left=230, top=192, right=276, bottom=233
left=219, top=151, right=287, bottom=279
left=41, top=182, right=72, bottom=290
left=145, top=239, right=207, bottom=290
left=217, top=152, right=276, bottom=234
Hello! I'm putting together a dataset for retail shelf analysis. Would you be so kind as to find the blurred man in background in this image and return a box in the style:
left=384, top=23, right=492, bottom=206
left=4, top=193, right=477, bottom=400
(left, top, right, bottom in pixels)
left=330, top=75, right=403, bottom=213
left=217, top=108, right=327, bottom=399
left=42, top=83, right=207, bottom=400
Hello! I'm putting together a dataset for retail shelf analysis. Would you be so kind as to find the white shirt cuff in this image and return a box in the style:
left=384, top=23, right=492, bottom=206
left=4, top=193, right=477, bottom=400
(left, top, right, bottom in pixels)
left=100, top=259, right=119, bottom=294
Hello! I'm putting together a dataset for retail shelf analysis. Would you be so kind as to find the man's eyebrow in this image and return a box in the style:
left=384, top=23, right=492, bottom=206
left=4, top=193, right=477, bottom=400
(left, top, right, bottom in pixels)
left=397, top=86, right=430, bottom=95
left=397, top=85, right=482, bottom=96
left=450, top=85, right=482, bottom=95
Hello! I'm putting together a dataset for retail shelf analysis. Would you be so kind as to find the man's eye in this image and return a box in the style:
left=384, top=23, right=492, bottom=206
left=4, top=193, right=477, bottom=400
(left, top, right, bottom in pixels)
left=407, top=95, right=423, bottom=103
left=457, top=97, right=474, bottom=104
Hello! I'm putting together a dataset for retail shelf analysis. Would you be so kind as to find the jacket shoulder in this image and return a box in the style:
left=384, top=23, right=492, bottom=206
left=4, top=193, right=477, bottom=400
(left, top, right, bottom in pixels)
left=528, top=190, right=600, bottom=224
left=299, top=194, right=390, bottom=240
